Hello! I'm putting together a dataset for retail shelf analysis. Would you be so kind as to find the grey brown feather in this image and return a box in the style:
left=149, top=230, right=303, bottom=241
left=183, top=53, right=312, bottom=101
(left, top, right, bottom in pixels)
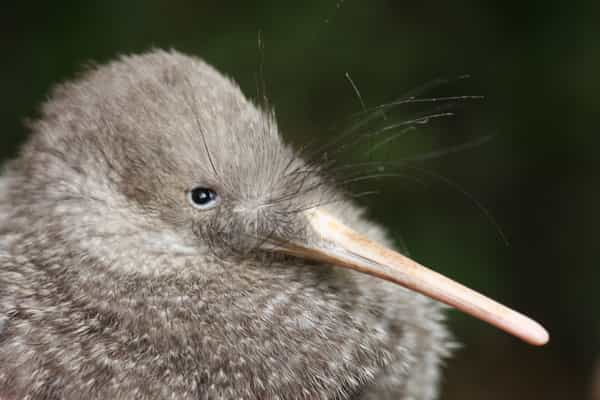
left=0, top=50, right=452, bottom=400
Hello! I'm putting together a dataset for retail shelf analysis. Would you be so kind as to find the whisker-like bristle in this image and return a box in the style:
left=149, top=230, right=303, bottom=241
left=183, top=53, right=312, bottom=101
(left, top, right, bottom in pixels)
left=181, top=76, right=220, bottom=178
left=404, top=165, right=510, bottom=246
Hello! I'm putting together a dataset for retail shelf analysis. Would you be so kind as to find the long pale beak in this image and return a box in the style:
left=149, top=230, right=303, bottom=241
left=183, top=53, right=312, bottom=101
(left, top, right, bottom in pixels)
left=278, top=209, right=548, bottom=346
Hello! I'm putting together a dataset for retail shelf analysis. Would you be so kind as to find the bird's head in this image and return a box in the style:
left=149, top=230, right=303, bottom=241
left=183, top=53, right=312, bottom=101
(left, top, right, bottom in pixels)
left=13, top=50, right=546, bottom=350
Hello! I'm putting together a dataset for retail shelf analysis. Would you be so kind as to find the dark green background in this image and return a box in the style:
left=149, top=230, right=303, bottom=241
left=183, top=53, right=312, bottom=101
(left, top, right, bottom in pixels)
left=2, top=1, right=598, bottom=398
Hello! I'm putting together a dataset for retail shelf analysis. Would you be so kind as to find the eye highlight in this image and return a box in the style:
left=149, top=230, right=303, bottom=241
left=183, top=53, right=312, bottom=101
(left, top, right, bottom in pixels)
left=188, top=187, right=219, bottom=210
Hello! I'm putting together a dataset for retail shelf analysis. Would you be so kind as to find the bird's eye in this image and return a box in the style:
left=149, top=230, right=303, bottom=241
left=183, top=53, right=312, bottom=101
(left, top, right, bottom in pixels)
left=188, top=187, right=219, bottom=210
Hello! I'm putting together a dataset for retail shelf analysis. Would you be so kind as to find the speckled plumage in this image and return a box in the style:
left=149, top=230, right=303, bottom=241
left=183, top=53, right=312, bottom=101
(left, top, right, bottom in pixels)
left=0, top=50, right=452, bottom=400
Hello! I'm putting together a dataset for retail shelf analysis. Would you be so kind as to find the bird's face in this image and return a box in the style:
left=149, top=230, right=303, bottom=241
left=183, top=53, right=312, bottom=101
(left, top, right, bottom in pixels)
left=20, top=51, right=546, bottom=348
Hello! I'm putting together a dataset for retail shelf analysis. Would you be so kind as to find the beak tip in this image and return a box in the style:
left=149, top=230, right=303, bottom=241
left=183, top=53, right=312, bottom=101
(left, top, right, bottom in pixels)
left=531, top=324, right=550, bottom=346
left=519, top=319, right=549, bottom=346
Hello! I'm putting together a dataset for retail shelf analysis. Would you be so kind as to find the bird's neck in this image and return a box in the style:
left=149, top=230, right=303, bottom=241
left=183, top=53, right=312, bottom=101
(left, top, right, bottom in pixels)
left=9, top=229, right=397, bottom=399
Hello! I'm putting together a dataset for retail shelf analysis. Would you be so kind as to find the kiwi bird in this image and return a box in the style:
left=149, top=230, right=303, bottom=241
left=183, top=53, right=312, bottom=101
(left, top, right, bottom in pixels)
left=0, top=50, right=548, bottom=400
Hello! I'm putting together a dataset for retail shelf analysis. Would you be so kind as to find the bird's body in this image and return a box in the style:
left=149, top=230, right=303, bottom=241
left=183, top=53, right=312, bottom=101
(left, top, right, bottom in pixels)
left=0, top=50, right=545, bottom=400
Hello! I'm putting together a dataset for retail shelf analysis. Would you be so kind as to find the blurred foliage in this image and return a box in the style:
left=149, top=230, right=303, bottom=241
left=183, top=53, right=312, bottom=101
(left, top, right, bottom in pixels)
left=1, top=1, right=599, bottom=398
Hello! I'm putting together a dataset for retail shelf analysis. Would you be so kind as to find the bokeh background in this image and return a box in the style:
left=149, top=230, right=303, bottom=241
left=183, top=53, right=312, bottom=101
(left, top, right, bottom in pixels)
left=2, top=1, right=598, bottom=398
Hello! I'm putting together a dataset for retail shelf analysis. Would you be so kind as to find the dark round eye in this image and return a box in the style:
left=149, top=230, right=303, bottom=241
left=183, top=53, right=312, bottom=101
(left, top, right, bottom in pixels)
left=188, top=187, right=219, bottom=210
